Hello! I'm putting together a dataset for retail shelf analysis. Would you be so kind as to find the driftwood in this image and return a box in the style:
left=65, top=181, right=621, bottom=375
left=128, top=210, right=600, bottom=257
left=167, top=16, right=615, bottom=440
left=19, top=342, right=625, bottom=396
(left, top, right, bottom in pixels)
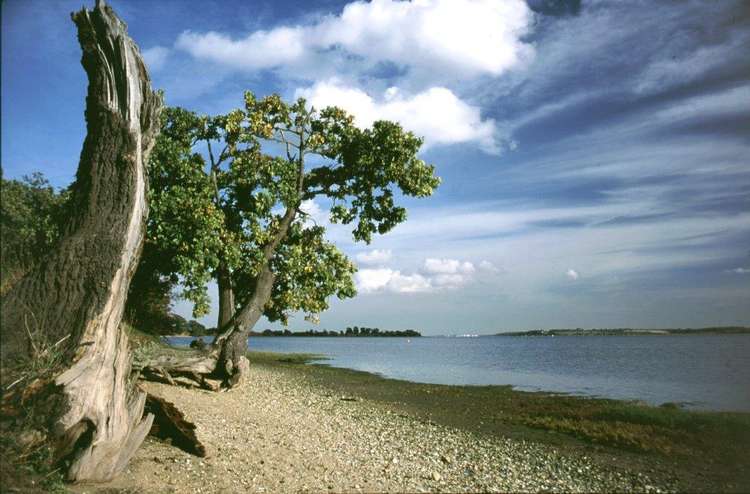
left=0, top=0, right=161, bottom=482
left=137, top=355, right=221, bottom=392
left=145, top=394, right=206, bottom=457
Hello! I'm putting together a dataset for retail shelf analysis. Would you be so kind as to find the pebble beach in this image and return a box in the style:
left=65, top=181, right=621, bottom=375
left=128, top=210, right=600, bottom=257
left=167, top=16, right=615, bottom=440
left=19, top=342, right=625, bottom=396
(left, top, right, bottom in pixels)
left=80, top=363, right=676, bottom=493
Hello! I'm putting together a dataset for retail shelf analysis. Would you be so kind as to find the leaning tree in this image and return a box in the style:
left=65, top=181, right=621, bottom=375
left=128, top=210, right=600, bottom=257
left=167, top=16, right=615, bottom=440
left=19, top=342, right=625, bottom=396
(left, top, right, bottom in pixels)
left=139, top=94, right=440, bottom=387
left=0, top=0, right=161, bottom=482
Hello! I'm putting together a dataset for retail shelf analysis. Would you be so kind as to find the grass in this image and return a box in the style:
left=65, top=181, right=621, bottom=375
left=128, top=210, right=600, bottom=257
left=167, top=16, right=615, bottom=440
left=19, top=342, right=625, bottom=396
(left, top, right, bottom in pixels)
left=0, top=323, right=170, bottom=493
left=0, top=320, right=71, bottom=493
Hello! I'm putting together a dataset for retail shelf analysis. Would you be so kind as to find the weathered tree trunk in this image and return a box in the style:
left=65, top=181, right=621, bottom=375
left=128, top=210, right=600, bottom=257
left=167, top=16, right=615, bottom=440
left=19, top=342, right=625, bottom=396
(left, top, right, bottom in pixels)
left=0, top=0, right=161, bottom=482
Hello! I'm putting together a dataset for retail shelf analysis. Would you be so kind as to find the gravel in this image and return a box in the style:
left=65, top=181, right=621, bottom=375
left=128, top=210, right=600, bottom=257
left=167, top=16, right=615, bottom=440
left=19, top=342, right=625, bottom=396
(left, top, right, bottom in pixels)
left=78, top=365, right=676, bottom=493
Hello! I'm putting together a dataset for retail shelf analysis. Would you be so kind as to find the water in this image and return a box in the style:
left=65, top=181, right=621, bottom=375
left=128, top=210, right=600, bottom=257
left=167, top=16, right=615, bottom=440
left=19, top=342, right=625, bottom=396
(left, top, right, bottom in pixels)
left=165, top=334, right=750, bottom=412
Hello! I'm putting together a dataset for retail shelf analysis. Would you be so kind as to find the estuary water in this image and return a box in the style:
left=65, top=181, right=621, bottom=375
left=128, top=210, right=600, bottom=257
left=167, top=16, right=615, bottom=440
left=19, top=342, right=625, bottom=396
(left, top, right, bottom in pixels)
left=165, top=334, right=750, bottom=412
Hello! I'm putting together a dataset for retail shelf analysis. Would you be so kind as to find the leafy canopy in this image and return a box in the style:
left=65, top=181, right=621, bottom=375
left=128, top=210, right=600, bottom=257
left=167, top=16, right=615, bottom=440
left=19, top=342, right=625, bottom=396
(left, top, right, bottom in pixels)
left=145, top=91, right=440, bottom=324
left=0, top=172, right=70, bottom=290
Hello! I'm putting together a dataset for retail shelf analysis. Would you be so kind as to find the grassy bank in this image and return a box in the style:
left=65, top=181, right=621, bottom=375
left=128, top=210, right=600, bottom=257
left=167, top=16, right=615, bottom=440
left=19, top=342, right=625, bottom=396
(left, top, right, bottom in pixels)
left=248, top=350, right=750, bottom=492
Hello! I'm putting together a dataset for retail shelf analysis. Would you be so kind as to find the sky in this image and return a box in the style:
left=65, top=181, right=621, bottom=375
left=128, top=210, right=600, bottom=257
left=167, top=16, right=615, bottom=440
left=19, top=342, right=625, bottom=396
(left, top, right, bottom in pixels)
left=2, top=0, right=749, bottom=334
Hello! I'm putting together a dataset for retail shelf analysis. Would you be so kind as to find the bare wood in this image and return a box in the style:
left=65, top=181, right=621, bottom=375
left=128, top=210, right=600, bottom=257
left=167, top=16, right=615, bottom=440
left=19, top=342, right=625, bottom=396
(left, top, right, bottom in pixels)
left=0, top=0, right=161, bottom=482
left=145, top=394, right=206, bottom=457
left=135, top=353, right=223, bottom=391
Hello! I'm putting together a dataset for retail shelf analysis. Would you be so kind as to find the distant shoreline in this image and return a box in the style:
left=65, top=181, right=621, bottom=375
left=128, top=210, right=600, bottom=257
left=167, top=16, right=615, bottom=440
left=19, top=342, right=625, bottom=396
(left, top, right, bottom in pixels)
left=495, top=327, right=750, bottom=336
left=160, top=326, right=750, bottom=339
left=161, top=334, right=422, bottom=338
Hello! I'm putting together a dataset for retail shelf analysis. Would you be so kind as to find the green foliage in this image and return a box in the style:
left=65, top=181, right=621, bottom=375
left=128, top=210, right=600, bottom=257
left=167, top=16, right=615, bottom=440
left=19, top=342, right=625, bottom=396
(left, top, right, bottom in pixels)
left=146, top=91, right=439, bottom=326
left=146, top=107, right=237, bottom=316
left=237, top=223, right=356, bottom=325
left=0, top=172, right=69, bottom=291
left=124, top=246, right=177, bottom=334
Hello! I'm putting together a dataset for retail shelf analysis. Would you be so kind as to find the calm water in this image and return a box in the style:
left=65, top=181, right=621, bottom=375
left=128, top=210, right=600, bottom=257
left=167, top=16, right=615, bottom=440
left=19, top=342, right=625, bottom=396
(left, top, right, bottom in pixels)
left=166, top=335, right=750, bottom=412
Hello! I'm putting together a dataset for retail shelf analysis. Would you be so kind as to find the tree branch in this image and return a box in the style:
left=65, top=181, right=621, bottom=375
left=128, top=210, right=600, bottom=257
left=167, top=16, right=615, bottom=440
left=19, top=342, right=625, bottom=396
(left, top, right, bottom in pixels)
left=278, top=129, right=296, bottom=162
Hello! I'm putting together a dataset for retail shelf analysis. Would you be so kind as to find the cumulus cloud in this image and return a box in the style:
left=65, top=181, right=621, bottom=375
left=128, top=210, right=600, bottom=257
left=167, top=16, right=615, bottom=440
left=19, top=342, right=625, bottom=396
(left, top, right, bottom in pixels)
left=176, top=28, right=305, bottom=71
left=356, top=258, right=479, bottom=293
left=566, top=269, right=579, bottom=280
left=142, top=46, right=170, bottom=71
left=175, top=0, right=533, bottom=77
left=356, top=249, right=393, bottom=265
left=298, top=199, right=327, bottom=226
left=422, top=258, right=475, bottom=275
left=172, top=0, right=531, bottom=153
left=296, top=80, right=499, bottom=152
left=356, top=268, right=431, bottom=293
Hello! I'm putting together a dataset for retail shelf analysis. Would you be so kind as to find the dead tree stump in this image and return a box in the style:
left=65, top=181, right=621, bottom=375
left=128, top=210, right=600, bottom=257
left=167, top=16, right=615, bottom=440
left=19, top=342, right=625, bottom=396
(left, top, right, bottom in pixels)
left=0, top=0, right=161, bottom=482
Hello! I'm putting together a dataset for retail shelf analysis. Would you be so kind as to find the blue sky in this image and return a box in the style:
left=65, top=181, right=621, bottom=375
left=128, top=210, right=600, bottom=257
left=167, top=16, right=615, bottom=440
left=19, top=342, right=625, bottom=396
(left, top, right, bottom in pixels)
left=3, top=0, right=749, bottom=333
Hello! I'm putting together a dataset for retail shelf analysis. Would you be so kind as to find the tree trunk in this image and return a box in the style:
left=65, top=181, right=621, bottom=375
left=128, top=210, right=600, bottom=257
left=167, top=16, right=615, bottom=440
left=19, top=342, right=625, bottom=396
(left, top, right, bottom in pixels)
left=0, top=0, right=161, bottom=482
left=216, top=265, right=236, bottom=330
left=139, top=204, right=300, bottom=391
left=211, top=204, right=299, bottom=388
left=211, top=264, right=275, bottom=387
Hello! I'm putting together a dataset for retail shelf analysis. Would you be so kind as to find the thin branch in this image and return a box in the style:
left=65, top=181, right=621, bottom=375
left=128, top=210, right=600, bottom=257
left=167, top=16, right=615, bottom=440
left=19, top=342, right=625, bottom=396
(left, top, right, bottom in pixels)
left=206, top=139, right=218, bottom=170
left=216, top=144, right=229, bottom=166
left=274, top=125, right=301, bottom=137
left=278, top=129, right=296, bottom=162
left=296, top=208, right=318, bottom=227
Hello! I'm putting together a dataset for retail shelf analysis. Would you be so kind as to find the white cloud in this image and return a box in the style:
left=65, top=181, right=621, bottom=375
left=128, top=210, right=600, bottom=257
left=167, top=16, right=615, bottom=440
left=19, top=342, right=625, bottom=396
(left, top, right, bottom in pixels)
left=566, top=269, right=579, bottom=281
left=142, top=46, right=170, bottom=71
left=356, top=249, right=392, bottom=265
left=356, top=257, right=478, bottom=293
left=176, top=28, right=306, bottom=70
left=299, top=199, right=328, bottom=226
left=422, top=258, right=475, bottom=275
left=296, top=80, right=499, bottom=152
left=356, top=268, right=431, bottom=293
left=175, top=0, right=533, bottom=78
left=634, top=22, right=750, bottom=95
left=171, top=0, right=532, bottom=153
left=385, top=272, right=433, bottom=293
left=727, top=267, right=750, bottom=274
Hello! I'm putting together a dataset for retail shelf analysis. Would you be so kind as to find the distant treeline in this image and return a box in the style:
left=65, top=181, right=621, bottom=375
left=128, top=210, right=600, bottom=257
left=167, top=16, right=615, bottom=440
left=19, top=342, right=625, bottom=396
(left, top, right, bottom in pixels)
left=251, top=326, right=421, bottom=337
left=496, top=327, right=750, bottom=336
left=165, top=322, right=421, bottom=338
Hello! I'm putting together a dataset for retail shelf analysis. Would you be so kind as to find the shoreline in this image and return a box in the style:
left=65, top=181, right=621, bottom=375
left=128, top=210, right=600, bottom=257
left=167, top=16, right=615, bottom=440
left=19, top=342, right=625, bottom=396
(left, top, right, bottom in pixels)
left=164, top=337, right=748, bottom=414
left=84, top=346, right=749, bottom=492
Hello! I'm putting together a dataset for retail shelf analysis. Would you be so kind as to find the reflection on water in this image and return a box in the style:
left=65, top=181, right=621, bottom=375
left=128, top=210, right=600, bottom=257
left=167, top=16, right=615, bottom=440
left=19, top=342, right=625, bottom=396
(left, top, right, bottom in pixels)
left=165, top=334, right=750, bottom=412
